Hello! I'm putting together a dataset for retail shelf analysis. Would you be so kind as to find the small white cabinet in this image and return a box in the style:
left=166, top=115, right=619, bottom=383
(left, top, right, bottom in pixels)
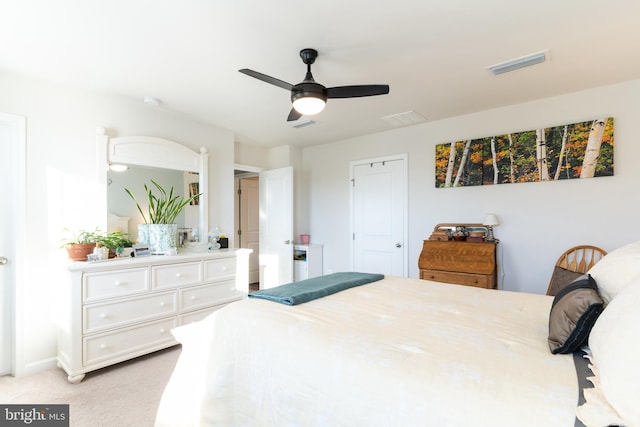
left=57, top=249, right=251, bottom=383
left=293, top=244, right=323, bottom=282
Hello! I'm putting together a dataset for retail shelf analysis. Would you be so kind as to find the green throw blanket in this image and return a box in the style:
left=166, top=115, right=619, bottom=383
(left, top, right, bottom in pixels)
left=248, top=272, right=384, bottom=305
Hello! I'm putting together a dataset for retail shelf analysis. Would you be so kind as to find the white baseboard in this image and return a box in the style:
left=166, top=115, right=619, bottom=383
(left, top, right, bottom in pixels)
left=14, top=356, right=58, bottom=377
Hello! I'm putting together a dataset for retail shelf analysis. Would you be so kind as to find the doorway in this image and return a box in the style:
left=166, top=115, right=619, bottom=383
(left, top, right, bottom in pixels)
left=0, top=113, right=26, bottom=376
left=234, top=165, right=295, bottom=290
left=235, top=164, right=265, bottom=290
left=235, top=174, right=260, bottom=287
left=351, top=154, right=408, bottom=277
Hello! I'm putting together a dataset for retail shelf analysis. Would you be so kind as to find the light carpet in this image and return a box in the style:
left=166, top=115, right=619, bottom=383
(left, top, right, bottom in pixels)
left=0, top=346, right=181, bottom=427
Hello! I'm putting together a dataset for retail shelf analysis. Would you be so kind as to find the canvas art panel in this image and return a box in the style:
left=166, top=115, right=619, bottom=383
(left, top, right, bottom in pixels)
left=435, top=118, right=614, bottom=188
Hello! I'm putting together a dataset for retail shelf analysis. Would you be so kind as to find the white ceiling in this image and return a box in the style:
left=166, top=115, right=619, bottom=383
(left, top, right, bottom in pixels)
left=1, top=0, right=639, bottom=148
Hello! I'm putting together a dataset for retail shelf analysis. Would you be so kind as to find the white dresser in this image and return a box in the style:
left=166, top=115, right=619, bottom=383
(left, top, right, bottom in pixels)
left=57, top=249, right=251, bottom=383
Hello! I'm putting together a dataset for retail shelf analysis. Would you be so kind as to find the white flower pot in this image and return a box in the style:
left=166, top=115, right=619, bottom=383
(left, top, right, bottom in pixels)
left=138, top=224, right=178, bottom=255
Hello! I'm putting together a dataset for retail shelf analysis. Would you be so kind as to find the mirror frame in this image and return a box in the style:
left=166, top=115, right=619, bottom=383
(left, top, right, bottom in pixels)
left=96, top=127, right=208, bottom=242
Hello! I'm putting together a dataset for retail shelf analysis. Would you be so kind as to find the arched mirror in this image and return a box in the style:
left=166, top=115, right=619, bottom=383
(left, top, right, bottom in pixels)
left=97, top=127, right=208, bottom=244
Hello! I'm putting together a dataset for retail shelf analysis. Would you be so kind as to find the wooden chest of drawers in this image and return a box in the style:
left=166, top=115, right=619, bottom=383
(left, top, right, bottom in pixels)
left=418, top=240, right=497, bottom=289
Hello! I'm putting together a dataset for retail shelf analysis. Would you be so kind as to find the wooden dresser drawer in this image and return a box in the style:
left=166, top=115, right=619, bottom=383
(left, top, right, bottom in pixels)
left=180, top=280, right=242, bottom=312
left=152, top=262, right=202, bottom=289
left=419, top=239, right=497, bottom=289
left=83, top=268, right=148, bottom=302
left=204, top=258, right=236, bottom=282
left=83, top=318, right=176, bottom=366
left=421, top=269, right=494, bottom=289
left=419, top=241, right=496, bottom=275
left=83, top=291, right=177, bottom=333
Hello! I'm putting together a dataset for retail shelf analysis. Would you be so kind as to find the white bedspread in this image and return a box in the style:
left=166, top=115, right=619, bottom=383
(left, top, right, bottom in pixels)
left=156, top=276, right=578, bottom=427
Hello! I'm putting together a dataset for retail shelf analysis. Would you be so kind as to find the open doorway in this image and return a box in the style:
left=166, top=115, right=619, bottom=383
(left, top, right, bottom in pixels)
left=234, top=166, right=261, bottom=290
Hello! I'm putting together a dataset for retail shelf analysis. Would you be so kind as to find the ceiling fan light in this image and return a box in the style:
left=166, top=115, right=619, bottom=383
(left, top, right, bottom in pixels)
left=292, top=96, right=326, bottom=115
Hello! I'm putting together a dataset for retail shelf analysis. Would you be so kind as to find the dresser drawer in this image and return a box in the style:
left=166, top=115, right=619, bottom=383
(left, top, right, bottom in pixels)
left=83, top=318, right=176, bottom=366
left=152, top=262, right=202, bottom=289
left=419, top=241, right=496, bottom=275
left=204, top=258, right=236, bottom=282
left=83, top=268, right=149, bottom=302
left=83, top=291, right=177, bottom=333
left=180, top=280, right=242, bottom=312
left=421, top=269, right=494, bottom=289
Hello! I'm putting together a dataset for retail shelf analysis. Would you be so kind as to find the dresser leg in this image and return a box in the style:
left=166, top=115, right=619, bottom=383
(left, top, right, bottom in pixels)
left=67, top=373, right=85, bottom=384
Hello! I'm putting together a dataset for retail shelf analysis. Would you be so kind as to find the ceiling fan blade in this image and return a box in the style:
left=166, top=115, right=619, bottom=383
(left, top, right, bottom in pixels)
left=326, top=85, right=390, bottom=99
left=239, top=69, right=293, bottom=91
left=287, top=108, right=303, bottom=122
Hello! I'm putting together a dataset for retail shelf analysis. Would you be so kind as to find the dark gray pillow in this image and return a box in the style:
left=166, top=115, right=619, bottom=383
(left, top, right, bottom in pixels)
left=547, top=265, right=583, bottom=296
left=548, top=274, right=604, bottom=354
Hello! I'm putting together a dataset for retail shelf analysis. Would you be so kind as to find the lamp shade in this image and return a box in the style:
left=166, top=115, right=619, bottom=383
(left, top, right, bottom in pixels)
left=292, top=96, right=326, bottom=115
left=483, top=213, right=500, bottom=227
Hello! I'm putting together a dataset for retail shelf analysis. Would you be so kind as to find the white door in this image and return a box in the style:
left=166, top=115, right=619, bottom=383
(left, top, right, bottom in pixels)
left=352, top=155, right=407, bottom=276
left=238, top=176, right=260, bottom=284
left=0, top=113, right=26, bottom=376
left=259, top=166, right=293, bottom=289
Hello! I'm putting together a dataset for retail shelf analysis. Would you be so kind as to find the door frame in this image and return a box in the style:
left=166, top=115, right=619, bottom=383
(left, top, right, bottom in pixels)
left=0, top=112, right=26, bottom=376
left=234, top=164, right=263, bottom=285
left=349, top=153, right=408, bottom=277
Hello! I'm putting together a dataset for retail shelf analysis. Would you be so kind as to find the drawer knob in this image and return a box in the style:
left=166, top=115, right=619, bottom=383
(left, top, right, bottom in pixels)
left=159, top=328, right=166, bottom=334
left=221, top=266, right=228, bottom=271
left=190, top=296, right=197, bottom=301
left=100, top=343, right=107, bottom=350
left=175, top=272, right=182, bottom=278
left=99, top=312, right=107, bottom=319
left=430, top=275, right=435, bottom=279
left=114, top=281, right=122, bottom=286
left=159, top=301, right=166, bottom=307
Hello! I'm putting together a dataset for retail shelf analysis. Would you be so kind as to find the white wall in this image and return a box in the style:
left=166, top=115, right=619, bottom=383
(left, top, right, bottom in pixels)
left=303, top=79, right=640, bottom=294
left=0, top=70, right=235, bottom=375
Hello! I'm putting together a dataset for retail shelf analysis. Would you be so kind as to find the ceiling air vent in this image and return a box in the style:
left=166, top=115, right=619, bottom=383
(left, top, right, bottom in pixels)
left=381, top=110, right=427, bottom=128
left=288, top=119, right=316, bottom=129
left=487, top=50, right=549, bottom=75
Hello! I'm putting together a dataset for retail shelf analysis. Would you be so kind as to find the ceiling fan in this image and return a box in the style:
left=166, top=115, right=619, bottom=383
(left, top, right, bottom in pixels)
left=239, top=48, right=390, bottom=122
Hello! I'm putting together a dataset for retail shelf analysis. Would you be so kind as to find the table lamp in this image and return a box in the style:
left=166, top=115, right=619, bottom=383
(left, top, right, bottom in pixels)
left=483, top=213, right=500, bottom=242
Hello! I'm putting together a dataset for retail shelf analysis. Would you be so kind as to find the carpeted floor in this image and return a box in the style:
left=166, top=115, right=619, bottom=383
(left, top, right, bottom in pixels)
left=0, top=346, right=181, bottom=427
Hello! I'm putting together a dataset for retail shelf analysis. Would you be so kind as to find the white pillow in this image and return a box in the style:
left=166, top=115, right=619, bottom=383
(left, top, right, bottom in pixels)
left=588, top=274, right=640, bottom=425
left=587, top=240, right=640, bottom=303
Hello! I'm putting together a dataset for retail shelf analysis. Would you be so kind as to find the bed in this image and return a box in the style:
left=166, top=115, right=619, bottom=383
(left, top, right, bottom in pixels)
left=155, top=241, right=640, bottom=427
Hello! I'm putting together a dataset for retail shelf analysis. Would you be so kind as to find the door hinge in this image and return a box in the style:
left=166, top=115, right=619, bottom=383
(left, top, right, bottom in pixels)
left=350, top=178, right=355, bottom=187
left=237, top=188, right=242, bottom=196
left=237, top=229, right=242, bottom=236
left=352, top=233, right=355, bottom=240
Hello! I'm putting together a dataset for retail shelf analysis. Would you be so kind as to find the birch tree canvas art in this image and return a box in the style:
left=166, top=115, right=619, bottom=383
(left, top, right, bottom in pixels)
left=435, top=118, right=614, bottom=188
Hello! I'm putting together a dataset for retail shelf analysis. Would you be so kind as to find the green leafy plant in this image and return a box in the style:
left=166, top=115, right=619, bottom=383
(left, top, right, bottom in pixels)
left=60, top=228, right=133, bottom=252
left=98, top=231, right=134, bottom=253
left=60, top=228, right=102, bottom=247
left=125, top=180, right=201, bottom=224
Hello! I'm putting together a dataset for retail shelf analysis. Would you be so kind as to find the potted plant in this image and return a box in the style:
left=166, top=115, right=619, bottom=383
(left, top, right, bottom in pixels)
left=60, top=228, right=101, bottom=261
left=125, top=180, right=200, bottom=254
left=98, top=231, right=135, bottom=257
